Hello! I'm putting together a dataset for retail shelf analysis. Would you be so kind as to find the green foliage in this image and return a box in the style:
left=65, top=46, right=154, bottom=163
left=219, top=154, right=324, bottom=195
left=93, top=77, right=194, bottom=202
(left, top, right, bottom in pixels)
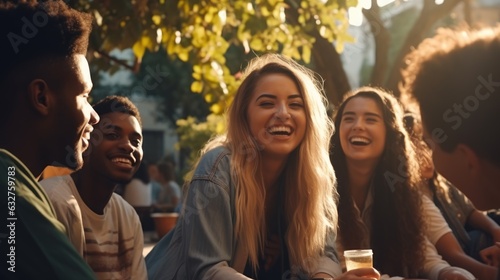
left=175, top=114, right=226, bottom=164
left=134, top=48, right=211, bottom=126
left=67, top=0, right=355, bottom=164
left=69, top=0, right=355, bottom=114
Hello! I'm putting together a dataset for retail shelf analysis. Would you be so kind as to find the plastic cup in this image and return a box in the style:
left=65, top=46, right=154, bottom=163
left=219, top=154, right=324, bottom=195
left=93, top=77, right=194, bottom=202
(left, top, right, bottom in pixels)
left=344, top=249, right=373, bottom=271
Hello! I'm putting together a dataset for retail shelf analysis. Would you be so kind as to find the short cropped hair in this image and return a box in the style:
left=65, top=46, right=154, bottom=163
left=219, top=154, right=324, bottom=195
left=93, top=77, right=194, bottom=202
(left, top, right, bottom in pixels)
left=92, top=95, right=142, bottom=126
left=0, top=0, right=92, bottom=84
left=401, top=26, right=500, bottom=166
left=0, top=0, right=93, bottom=125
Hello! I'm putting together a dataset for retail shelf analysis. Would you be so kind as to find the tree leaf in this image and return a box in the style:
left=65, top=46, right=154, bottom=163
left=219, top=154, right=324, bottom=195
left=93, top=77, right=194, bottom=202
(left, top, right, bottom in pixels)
left=191, top=80, right=203, bottom=93
left=132, top=40, right=146, bottom=60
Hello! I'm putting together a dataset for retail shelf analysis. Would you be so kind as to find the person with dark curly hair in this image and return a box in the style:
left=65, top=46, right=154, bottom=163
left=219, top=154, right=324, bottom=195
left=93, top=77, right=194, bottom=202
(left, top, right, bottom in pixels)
left=400, top=26, right=500, bottom=211
left=330, top=87, right=474, bottom=279
left=0, top=1, right=98, bottom=278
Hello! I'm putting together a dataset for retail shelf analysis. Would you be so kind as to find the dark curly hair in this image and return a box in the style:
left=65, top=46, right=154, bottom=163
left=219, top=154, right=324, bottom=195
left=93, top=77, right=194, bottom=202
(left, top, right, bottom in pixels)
left=330, top=87, right=426, bottom=277
left=0, top=0, right=92, bottom=121
left=92, top=95, right=142, bottom=126
left=400, top=25, right=500, bottom=166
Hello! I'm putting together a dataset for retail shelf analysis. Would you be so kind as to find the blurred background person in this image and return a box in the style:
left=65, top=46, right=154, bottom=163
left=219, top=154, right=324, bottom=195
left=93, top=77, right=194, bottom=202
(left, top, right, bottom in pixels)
left=124, top=161, right=155, bottom=232
left=124, top=161, right=152, bottom=207
left=153, top=160, right=181, bottom=212
left=148, top=162, right=162, bottom=205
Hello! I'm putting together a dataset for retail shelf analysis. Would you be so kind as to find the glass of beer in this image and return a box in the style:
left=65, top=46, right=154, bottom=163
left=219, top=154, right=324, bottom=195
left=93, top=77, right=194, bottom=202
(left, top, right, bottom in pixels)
left=344, top=249, right=373, bottom=271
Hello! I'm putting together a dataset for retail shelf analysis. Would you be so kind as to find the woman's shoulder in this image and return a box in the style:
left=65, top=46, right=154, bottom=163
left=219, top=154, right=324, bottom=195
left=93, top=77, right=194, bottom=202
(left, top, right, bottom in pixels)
left=202, top=145, right=231, bottom=158
left=194, top=146, right=231, bottom=174
left=191, top=146, right=233, bottom=190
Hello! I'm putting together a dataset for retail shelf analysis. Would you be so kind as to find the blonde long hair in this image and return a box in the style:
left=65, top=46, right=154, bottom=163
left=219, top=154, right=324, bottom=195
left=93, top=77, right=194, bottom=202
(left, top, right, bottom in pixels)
left=218, top=53, right=337, bottom=273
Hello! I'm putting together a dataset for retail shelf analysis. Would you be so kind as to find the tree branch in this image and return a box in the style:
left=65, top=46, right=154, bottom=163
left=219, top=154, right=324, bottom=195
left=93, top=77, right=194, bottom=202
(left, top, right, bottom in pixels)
left=285, top=0, right=351, bottom=106
left=311, top=33, right=351, bottom=107
left=363, top=0, right=390, bottom=86
left=93, top=49, right=139, bottom=72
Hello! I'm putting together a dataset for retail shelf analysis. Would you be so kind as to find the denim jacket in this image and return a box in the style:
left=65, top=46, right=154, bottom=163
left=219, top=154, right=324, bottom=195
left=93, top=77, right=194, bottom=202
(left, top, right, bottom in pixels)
left=146, top=146, right=342, bottom=280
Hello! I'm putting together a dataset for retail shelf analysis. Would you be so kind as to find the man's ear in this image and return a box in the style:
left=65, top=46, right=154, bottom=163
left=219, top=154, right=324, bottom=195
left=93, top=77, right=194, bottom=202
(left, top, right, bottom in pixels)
left=456, top=143, right=480, bottom=176
left=28, top=79, right=52, bottom=116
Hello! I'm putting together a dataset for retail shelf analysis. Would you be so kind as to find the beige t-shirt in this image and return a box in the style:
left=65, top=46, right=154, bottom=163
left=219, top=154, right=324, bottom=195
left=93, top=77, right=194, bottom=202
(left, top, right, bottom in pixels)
left=41, top=175, right=147, bottom=280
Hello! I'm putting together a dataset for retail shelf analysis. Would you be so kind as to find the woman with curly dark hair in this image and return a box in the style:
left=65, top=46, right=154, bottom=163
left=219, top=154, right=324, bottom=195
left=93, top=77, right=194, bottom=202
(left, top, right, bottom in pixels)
left=330, top=87, right=473, bottom=280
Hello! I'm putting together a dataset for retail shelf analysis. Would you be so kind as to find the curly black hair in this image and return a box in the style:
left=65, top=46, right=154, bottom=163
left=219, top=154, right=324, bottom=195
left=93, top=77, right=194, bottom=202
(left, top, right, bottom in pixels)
left=400, top=26, right=500, bottom=166
left=92, top=95, right=142, bottom=126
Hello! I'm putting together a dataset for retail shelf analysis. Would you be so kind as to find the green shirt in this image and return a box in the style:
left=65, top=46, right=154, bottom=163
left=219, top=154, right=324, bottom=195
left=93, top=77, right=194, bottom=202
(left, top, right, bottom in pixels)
left=0, top=149, right=95, bottom=279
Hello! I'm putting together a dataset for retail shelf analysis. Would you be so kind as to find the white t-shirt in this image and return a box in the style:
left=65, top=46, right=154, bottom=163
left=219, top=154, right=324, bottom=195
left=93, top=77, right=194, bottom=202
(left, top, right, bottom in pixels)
left=422, top=194, right=452, bottom=245
left=41, top=175, right=147, bottom=280
left=123, top=179, right=152, bottom=207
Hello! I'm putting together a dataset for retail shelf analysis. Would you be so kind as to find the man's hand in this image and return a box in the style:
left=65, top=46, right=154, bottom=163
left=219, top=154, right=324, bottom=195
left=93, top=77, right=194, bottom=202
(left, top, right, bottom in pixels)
left=480, top=243, right=500, bottom=266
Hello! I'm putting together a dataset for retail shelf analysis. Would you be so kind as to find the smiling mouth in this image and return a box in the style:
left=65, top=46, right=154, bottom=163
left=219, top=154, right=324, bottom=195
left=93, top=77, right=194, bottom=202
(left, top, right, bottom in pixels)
left=349, top=136, right=371, bottom=146
left=268, top=126, right=292, bottom=136
left=111, top=157, right=133, bottom=167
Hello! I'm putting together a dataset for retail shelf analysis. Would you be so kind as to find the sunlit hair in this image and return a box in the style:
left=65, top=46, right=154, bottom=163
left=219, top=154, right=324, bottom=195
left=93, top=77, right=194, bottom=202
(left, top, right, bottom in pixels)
left=400, top=25, right=500, bottom=166
left=195, top=53, right=337, bottom=273
left=330, top=87, right=425, bottom=277
left=403, top=112, right=433, bottom=181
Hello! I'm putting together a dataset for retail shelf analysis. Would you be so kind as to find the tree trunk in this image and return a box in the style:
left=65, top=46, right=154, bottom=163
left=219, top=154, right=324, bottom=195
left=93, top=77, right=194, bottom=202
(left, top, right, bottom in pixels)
left=385, top=0, right=463, bottom=96
left=312, top=32, right=352, bottom=107
left=285, top=0, right=351, bottom=107
left=364, top=0, right=391, bottom=87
